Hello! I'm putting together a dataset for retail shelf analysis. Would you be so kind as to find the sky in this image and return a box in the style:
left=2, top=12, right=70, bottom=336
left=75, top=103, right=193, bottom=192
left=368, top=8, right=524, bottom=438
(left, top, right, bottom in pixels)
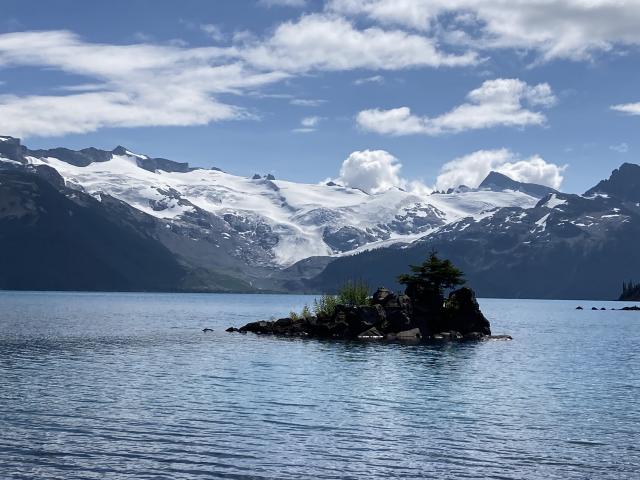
left=0, top=0, right=639, bottom=194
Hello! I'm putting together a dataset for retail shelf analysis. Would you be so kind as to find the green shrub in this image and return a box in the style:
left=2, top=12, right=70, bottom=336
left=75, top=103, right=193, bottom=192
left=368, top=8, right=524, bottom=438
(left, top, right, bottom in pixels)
left=301, top=304, right=312, bottom=319
left=337, top=280, right=370, bottom=307
left=313, top=294, right=339, bottom=317
left=289, top=310, right=300, bottom=321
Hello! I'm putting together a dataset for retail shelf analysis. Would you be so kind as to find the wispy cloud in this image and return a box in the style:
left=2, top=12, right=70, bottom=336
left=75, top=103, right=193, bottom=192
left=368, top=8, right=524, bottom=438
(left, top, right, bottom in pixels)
left=328, top=0, right=640, bottom=62
left=611, top=102, right=640, bottom=115
left=258, top=0, right=308, bottom=7
left=290, top=98, right=326, bottom=107
left=293, top=115, right=323, bottom=133
left=354, top=75, right=384, bottom=85
left=0, top=30, right=287, bottom=137
left=610, top=142, right=629, bottom=153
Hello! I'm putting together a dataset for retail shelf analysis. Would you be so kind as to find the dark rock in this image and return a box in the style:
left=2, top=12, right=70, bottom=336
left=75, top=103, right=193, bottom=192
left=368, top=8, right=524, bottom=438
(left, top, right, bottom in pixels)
left=442, top=288, right=491, bottom=335
left=576, top=306, right=583, bottom=310
left=591, top=307, right=598, bottom=310
left=463, top=331, right=487, bottom=341
left=392, top=328, right=422, bottom=340
left=236, top=286, right=496, bottom=342
left=202, top=328, right=213, bottom=333
left=600, top=307, right=606, bottom=310
left=357, top=327, right=384, bottom=339
left=372, top=287, right=394, bottom=305
left=251, top=174, right=261, bottom=180
left=266, top=174, right=276, bottom=180
left=225, top=327, right=238, bottom=332
left=620, top=305, right=640, bottom=311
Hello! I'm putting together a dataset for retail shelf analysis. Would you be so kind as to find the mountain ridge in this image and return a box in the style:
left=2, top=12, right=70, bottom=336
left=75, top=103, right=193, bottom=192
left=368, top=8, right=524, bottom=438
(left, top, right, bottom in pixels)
left=1, top=135, right=638, bottom=298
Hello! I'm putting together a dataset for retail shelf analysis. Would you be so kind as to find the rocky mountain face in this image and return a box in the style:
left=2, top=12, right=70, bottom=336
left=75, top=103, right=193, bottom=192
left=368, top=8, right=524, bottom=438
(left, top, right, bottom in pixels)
left=306, top=174, right=640, bottom=300
left=0, top=136, right=544, bottom=292
left=2, top=135, right=638, bottom=299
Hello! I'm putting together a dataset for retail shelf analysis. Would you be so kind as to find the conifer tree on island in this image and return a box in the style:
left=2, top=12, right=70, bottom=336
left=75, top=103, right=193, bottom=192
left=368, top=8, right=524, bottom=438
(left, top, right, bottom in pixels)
left=398, top=250, right=465, bottom=302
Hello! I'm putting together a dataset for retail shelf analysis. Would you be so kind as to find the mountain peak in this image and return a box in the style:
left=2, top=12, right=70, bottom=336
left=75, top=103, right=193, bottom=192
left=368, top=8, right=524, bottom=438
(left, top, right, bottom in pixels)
left=0, top=136, right=25, bottom=163
left=479, top=171, right=557, bottom=199
left=112, top=146, right=129, bottom=156
left=585, top=162, right=640, bottom=202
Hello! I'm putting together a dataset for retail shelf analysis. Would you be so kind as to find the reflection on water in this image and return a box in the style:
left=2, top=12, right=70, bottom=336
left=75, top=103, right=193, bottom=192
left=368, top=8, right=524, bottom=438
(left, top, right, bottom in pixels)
left=1, top=291, right=639, bottom=479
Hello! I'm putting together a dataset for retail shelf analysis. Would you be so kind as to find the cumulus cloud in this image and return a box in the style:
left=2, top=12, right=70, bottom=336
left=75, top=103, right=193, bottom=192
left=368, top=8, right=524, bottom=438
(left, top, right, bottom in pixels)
left=357, top=78, right=556, bottom=136
left=434, top=149, right=566, bottom=191
left=328, top=0, right=640, bottom=62
left=334, top=150, right=408, bottom=194
left=611, top=102, right=640, bottom=115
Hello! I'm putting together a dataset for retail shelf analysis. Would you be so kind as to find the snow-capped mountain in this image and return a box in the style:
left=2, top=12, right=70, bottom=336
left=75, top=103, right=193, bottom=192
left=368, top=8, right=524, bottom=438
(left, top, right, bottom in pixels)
left=6, top=135, right=636, bottom=299
left=2, top=136, right=541, bottom=269
left=307, top=164, right=640, bottom=300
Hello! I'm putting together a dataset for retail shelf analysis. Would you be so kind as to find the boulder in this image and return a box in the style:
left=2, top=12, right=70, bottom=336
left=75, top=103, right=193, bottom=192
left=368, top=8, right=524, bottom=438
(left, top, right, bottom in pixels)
left=394, top=328, right=422, bottom=340
left=371, top=287, right=394, bottom=305
left=357, top=327, right=384, bottom=339
left=576, top=306, right=583, bottom=310
left=442, top=288, right=491, bottom=335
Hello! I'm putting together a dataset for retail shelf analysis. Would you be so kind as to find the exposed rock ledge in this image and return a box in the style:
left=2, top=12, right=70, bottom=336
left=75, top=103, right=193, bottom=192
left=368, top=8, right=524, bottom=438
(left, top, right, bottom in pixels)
left=228, top=287, right=512, bottom=342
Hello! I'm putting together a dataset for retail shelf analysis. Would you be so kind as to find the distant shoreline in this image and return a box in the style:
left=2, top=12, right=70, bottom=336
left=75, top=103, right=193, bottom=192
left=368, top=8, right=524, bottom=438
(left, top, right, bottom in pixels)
left=1, top=288, right=638, bottom=302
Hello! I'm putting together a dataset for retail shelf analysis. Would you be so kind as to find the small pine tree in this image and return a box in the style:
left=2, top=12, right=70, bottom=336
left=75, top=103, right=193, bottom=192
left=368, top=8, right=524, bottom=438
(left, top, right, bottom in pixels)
left=398, top=250, right=465, bottom=300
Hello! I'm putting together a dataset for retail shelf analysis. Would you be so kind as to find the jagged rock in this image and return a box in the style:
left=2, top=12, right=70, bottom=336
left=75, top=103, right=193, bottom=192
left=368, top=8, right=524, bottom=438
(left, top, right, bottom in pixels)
left=358, top=327, right=384, bottom=339
left=442, top=288, right=491, bottom=335
left=372, top=287, right=394, bottom=305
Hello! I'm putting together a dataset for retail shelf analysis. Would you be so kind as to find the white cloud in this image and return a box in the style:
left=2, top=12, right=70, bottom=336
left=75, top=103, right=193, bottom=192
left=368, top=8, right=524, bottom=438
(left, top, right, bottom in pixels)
left=357, top=78, right=556, bottom=136
left=301, top=116, right=321, bottom=127
left=354, top=75, right=384, bottom=85
left=328, top=0, right=640, bottom=62
left=434, top=149, right=566, bottom=191
left=611, top=102, right=640, bottom=115
left=610, top=142, right=629, bottom=153
left=0, top=30, right=287, bottom=137
left=200, top=24, right=225, bottom=42
left=293, top=115, right=323, bottom=133
left=290, top=98, right=326, bottom=107
left=0, top=16, right=480, bottom=138
left=334, top=150, right=408, bottom=193
left=259, top=0, right=308, bottom=7
left=239, top=14, right=478, bottom=72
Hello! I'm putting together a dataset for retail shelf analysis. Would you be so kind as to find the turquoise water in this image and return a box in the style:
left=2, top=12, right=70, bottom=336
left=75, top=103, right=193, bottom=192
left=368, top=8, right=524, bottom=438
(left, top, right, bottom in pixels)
left=1, top=291, right=639, bottom=479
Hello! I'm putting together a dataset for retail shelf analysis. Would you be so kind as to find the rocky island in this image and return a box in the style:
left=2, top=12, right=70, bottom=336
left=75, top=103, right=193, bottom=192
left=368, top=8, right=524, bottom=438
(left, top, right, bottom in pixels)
left=229, top=252, right=511, bottom=342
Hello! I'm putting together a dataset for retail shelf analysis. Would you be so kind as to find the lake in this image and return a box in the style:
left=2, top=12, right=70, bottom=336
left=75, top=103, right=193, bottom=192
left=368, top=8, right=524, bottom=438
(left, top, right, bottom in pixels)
left=1, top=291, right=639, bottom=479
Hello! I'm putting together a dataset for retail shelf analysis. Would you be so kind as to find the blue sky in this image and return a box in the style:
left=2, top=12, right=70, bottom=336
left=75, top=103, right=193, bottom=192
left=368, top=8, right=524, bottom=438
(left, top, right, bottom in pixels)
left=1, top=0, right=639, bottom=194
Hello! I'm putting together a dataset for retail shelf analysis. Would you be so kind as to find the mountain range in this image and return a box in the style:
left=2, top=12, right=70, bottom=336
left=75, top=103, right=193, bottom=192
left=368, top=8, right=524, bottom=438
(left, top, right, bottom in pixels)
left=1, top=135, right=638, bottom=299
